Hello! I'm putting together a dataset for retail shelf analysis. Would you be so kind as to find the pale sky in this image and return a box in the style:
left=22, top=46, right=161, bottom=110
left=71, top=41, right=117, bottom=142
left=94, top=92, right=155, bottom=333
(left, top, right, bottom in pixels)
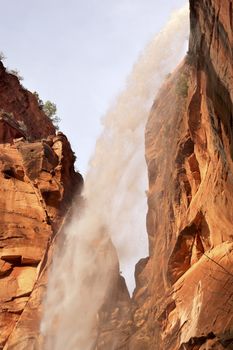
left=1, top=0, right=187, bottom=175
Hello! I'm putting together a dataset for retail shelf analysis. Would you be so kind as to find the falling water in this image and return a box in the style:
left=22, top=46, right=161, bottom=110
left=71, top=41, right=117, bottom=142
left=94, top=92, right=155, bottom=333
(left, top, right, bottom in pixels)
left=41, top=5, right=189, bottom=350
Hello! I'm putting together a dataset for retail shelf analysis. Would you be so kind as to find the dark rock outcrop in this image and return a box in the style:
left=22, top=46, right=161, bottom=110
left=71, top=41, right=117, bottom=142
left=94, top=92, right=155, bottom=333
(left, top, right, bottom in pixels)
left=0, top=62, right=55, bottom=140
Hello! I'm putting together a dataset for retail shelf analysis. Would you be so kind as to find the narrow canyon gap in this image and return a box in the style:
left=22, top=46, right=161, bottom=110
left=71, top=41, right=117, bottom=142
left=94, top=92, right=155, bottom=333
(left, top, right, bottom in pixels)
left=41, top=5, right=189, bottom=350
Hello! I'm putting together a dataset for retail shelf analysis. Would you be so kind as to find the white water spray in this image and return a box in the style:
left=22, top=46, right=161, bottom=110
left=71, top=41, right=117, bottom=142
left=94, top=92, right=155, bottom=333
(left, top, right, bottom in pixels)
left=41, top=5, right=189, bottom=350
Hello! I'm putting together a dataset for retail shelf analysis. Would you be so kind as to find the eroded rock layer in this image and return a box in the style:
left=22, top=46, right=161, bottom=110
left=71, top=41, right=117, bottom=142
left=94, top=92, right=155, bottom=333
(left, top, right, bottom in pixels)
left=97, top=0, right=233, bottom=349
left=0, top=68, right=83, bottom=349
left=1, top=0, right=233, bottom=349
left=127, top=0, right=233, bottom=349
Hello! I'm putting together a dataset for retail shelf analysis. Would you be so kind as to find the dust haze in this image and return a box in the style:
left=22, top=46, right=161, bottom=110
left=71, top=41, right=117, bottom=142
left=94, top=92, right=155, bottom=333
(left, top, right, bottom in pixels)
left=41, top=5, right=189, bottom=349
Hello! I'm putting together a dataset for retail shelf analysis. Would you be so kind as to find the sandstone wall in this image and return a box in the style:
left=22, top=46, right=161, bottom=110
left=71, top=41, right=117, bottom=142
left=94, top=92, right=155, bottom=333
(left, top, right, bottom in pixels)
left=128, top=0, right=233, bottom=348
left=0, top=66, right=83, bottom=349
left=1, top=0, right=233, bottom=349
left=97, top=1, right=233, bottom=349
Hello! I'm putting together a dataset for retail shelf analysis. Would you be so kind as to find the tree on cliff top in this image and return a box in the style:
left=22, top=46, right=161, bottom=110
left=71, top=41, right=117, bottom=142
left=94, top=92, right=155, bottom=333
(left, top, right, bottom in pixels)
left=42, top=101, right=61, bottom=130
left=33, top=92, right=61, bottom=130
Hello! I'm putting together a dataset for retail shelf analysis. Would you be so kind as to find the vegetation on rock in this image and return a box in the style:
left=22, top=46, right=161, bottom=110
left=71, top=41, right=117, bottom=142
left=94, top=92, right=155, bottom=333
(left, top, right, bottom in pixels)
left=176, top=72, right=189, bottom=97
left=33, top=92, right=61, bottom=130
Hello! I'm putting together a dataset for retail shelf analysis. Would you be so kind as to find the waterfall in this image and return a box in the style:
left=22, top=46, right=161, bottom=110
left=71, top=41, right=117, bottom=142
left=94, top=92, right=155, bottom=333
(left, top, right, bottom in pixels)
left=41, top=4, right=189, bottom=349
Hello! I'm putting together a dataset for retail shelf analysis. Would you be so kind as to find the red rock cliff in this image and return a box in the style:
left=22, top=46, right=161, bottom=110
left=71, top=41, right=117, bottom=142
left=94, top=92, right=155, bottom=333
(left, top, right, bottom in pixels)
left=0, top=64, right=83, bottom=349
left=127, top=0, right=233, bottom=349
left=0, top=62, right=56, bottom=140
left=96, top=0, right=233, bottom=349
left=1, top=0, right=233, bottom=349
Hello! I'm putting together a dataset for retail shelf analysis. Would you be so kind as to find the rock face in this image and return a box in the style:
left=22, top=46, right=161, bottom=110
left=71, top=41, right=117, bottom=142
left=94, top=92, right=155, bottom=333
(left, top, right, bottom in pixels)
left=124, top=0, right=233, bottom=349
left=96, top=0, right=233, bottom=349
left=0, top=62, right=55, bottom=140
left=0, top=68, right=83, bottom=349
left=1, top=0, right=233, bottom=349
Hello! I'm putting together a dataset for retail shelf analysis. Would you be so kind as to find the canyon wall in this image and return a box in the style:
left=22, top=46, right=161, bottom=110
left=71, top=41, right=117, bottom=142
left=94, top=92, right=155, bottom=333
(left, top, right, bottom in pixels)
left=0, top=63, right=83, bottom=349
left=124, top=0, right=233, bottom=349
left=96, top=0, right=233, bottom=349
left=0, top=0, right=233, bottom=349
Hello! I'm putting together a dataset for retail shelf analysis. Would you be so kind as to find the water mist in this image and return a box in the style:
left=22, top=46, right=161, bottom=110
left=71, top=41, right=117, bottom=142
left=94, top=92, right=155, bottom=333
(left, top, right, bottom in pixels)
left=41, top=5, right=189, bottom=350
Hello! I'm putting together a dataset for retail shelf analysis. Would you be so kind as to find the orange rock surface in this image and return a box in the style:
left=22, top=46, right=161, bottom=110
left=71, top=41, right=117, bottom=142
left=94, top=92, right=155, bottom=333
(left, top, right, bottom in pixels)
left=0, top=69, right=83, bottom=349
left=1, top=0, right=233, bottom=349
left=96, top=0, right=233, bottom=349
left=125, top=0, right=233, bottom=348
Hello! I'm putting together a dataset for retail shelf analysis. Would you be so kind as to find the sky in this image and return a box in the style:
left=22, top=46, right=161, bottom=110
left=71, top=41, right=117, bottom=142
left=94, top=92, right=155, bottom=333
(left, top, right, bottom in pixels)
left=0, top=0, right=187, bottom=175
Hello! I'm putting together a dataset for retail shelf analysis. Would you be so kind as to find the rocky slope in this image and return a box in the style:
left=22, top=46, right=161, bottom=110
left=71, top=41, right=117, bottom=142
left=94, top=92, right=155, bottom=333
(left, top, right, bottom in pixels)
left=0, top=66, right=83, bottom=349
left=1, top=0, right=233, bottom=349
left=96, top=0, right=233, bottom=349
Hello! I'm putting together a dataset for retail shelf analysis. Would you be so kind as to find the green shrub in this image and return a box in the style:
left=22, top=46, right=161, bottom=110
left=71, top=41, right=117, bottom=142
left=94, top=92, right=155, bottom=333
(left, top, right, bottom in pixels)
left=33, top=91, right=44, bottom=109
left=176, top=73, right=189, bottom=98
left=43, top=101, right=61, bottom=130
left=33, top=92, right=61, bottom=130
